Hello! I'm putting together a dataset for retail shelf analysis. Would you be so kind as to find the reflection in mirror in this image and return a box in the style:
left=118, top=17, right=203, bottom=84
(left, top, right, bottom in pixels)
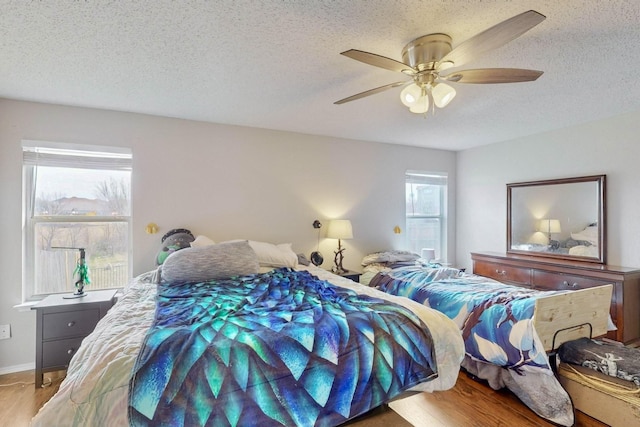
left=507, top=175, right=606, bottom=263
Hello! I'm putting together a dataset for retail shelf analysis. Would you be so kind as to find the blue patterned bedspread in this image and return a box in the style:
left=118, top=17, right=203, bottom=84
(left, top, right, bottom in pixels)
left=129, top=268, right=438, bottom=427
left=372, top=266, right=558, bottom=373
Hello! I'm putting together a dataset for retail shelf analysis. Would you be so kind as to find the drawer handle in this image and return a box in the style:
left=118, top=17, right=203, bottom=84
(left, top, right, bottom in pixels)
left=67, top=348, right=75, bottom=355
left=562, top=280, right=579, bottom=288
left=67, top=321, right=75, bottom=327
left=495, top=269, right=506, bottom=276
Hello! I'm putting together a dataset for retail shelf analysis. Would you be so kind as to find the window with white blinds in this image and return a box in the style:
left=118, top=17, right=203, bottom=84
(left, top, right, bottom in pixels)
left=405, top=171, right=448, bottom=262
left=22, top=141, right=132, bottom=300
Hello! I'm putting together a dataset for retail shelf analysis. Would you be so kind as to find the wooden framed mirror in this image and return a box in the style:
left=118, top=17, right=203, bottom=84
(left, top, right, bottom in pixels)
left=507, top=175, right=606, bottom=263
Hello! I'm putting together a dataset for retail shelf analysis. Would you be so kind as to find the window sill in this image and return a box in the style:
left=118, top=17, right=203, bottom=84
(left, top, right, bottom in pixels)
left=14, top=289, right=124, bottom=312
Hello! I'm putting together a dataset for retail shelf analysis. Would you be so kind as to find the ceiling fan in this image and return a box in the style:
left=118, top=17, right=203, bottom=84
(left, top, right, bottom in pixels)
left=335, top=10, right=546, bottom=114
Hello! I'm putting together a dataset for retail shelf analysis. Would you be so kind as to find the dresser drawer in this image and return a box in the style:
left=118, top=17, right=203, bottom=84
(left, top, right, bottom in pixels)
left=42, top=337, right=84, bottom=368
left=474, top=261, right=531, bottom=286
left=43, top=309, right=101, bottom=340
left=532, top=271, right=613, bottom=291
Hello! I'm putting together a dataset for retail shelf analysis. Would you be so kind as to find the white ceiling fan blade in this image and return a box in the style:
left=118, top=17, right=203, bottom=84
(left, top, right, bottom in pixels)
left=441, top=68, right=543, bottom=84
left=440, top=10, right=546, bottom=68
left=341, top=50, right=416, bottom=74
left=334, top=81, right=408, bottom=104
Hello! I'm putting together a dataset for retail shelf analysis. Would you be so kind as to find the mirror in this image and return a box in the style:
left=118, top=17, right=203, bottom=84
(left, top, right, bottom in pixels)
left=507, top=175, right=606, bottom=263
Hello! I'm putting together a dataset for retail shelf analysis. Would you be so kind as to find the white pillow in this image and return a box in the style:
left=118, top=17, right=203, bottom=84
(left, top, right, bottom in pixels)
left=570, top=226, right=598, bottom=246
left=248, top=240, right=298, bottom=268
left=190, top=235, right=216, bottom=247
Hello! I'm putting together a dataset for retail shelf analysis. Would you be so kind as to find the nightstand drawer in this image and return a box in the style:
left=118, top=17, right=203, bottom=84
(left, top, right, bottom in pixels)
left=474, top=261, right=531, bottom=286
left=42, top=337, right=84, bottom=368
left=43, top=309, right=100, bottom=340
left=532, top=271, right=612, bottom=291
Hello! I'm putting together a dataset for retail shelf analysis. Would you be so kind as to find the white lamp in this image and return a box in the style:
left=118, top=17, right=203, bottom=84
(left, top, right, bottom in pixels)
left=421, top=248, right=436, bottom=263
left=327, top=219, right=353, bottom=274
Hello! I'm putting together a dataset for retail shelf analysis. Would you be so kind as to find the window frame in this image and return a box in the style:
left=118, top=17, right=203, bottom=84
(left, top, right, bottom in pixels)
left=405, top=170, right=448, bottom=262
left=22, top=141, right=133, bottom=301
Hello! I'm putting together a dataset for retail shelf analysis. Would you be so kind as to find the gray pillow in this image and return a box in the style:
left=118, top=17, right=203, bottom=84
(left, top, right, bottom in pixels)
left=161, top=240, right=259, bottom=283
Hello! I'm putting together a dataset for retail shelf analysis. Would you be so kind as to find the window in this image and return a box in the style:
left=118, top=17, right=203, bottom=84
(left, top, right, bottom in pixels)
left=22, top=141, right=132, bottom=301
left=405, top=171, right=447, bottom=261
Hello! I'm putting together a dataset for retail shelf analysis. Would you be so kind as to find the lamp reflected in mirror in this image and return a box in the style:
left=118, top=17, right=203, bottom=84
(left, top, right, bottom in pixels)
left=539, top=219, right=561, bottom=246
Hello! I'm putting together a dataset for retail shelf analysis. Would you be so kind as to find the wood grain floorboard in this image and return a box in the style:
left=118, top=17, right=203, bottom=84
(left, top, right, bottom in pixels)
left=0, top=369, right=607, bottom=427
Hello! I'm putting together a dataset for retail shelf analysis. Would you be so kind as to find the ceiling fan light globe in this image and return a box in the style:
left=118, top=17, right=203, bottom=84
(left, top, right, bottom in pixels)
left=432, top=83, right=456, bottom=108
left=400, top=83, right=422, bottom=107
left=409, top=94, right=429, bottom=113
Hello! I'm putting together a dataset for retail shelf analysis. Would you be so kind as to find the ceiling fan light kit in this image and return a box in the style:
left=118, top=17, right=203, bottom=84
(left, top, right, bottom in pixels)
left=335, top=10, right=546, bottom=115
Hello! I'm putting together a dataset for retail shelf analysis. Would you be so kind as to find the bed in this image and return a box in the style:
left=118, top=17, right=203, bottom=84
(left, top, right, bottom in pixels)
left=31, top=240, right=464, bottom=427
left=367, top=258, right=613, bottom=426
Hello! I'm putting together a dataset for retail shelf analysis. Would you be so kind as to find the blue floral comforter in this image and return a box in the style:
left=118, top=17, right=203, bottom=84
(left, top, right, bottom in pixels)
left=372, top=266, right=559, bottom=373
left=128, top=268, right=438, bottom=427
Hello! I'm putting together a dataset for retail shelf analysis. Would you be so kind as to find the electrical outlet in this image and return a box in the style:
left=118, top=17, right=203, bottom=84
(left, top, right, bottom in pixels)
left=0, top=324, right=10, bottom=340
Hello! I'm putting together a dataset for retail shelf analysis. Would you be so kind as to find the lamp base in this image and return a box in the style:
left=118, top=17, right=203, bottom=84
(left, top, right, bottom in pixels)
left=331, top=266, right=348, bottom=275
left=63, top=287, right=86, bottom=299
left=63, top=291, right=86, bottom=299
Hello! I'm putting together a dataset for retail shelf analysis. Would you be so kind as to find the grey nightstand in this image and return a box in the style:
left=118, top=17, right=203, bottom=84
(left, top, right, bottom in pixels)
left=31, top=289, right=117, bottom=387
left=334, top=270, right=361, bottom=283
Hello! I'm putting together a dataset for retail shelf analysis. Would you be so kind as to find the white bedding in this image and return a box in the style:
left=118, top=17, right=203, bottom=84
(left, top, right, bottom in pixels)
left=31, top=265, right=464, bottom=427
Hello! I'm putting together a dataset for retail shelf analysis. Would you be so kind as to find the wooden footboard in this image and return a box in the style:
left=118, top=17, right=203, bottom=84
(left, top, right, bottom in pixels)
left=533, top=284, right=613, bottom=352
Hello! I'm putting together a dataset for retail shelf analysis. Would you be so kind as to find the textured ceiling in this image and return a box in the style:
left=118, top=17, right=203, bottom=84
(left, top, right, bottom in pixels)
left=2, top=1, right=640, bottom=151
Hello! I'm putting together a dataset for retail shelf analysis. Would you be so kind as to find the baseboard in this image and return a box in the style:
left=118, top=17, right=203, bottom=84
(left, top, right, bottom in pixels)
left=0, top=362, right=35, bottom=376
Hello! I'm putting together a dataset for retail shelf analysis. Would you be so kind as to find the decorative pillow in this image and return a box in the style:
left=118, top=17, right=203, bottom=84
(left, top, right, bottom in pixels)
left=247, top=240, right=298, bottom=268
left=190, top=235, right=216, bottom=247
left=161, top=240, right=259, bottom=283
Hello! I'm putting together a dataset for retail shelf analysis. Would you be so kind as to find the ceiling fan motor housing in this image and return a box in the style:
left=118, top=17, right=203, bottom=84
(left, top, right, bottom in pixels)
left=401, top=34, right=452, bottom=71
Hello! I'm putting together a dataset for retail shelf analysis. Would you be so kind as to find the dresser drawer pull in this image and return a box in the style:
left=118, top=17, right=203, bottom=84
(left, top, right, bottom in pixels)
left=495, top=269, right=506, bottom=276
left=562, top=280, right=578, bottom=288
left=67, top=348, right=75, bottom=355
left=67, top=321, right=75, bottom=327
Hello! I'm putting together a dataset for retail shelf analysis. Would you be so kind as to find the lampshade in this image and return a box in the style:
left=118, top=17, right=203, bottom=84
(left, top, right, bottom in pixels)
left=432, top=83, right=456, bottom=108
left=421, top=248, right=436, bottom=262
left=326, top=219, right=353, bottom=240
left=539, top=219, right=561, bottom=234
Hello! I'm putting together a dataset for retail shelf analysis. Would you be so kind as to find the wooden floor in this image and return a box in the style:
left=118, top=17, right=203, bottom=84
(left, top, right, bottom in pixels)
left=1, top=369, right=607, bottom=427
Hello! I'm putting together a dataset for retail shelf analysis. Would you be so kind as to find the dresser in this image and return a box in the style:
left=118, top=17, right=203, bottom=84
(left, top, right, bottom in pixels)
left=31, top=289, right=117, bottom=387
left=471, top=251, right=640, bottom=345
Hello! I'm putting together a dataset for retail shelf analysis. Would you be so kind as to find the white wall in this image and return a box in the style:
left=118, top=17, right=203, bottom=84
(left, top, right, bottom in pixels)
left=456, top=110, right=640, bottom=271
left=0, top=98, right=457, bottom=372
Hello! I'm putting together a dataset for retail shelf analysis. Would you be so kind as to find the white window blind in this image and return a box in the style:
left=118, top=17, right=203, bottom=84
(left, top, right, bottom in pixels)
left=405, top=171, right=448, bottom=261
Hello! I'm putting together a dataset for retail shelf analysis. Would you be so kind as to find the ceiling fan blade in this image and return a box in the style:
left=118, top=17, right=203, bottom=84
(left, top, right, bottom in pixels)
left=442, top=68, right=543, bottom=83
left=440, top=10, right=546, bottom=68
left=341, top=49, right=415, bottom=74
left=334, top=81, right=407, bottom=104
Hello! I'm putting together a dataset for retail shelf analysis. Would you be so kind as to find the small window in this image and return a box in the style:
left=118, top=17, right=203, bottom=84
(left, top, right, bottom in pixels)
left=22, top=142, right=132, bottom=300
left=405, top=171, right=448, bottom=261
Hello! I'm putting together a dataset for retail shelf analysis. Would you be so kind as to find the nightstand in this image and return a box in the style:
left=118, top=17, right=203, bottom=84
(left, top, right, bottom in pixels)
left=334, top=270, right=361, bottom=283
left=31, top=289, right=117, bottom=387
